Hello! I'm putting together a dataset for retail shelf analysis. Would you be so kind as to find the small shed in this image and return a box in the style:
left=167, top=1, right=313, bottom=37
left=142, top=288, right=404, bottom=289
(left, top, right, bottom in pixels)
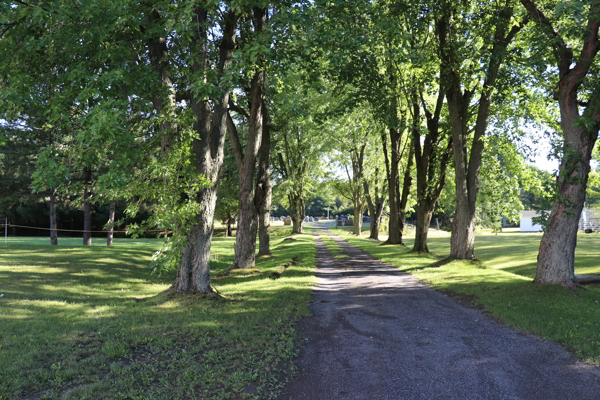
left=520, top=210, right=543, bottom=232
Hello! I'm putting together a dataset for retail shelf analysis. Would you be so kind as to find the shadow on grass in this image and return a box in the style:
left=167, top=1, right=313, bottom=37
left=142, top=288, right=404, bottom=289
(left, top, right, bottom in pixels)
left=0, top=235, right=318, bottom=400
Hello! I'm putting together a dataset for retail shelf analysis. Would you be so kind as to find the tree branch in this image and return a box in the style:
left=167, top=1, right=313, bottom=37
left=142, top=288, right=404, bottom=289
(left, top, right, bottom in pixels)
left=571, top=3, right=600, bottom=83
left=229, top=100, right=250, bottom=119
left=520, top=0, right=572, bottom=68
left=226, top=111, right=244, bottom=168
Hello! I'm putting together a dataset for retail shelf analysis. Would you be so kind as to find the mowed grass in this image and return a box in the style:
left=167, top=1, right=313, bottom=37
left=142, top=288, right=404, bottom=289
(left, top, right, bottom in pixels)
left=331, top=226, right=600, bottom=364
left=320, top=234, right=347, bottom=258
left=0, top=229, right=315, bottom=400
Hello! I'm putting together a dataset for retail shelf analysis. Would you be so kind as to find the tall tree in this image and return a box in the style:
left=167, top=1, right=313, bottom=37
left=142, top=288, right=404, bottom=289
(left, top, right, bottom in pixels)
left=227, top=6, right=268, bottom=269
left=437, top=0, right=528, bottom=259
left=412, top=85, right=453, bottom=252
left=272, top=68, right=328, bottom=234
left=521, top=0, right=600, bottom=287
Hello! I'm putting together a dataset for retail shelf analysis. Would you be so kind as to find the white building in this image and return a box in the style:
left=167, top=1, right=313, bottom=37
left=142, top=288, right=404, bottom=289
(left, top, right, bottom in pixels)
left=520, top=210, right=544, bottom=232
left=520, top=209, right=600, bottom=232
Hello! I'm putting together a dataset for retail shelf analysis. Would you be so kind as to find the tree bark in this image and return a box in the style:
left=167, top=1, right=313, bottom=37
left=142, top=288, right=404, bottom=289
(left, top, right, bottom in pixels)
left=412, top=82, right=451, bottom=253
left=413, top=206, right=433, bottom=253
left=364, top=177, right=386, bottom=240
left=256, top=100, right=271, bottom=256
left=173, top=8, right=237, bottom=293
left=226, top=217, right=233, bottom=237
left=397, top=140, right=414, bottom=244
left=353, top=203, right=364, bottom=236
left=107, top=201, right=115, bottom=246
left=383, top=126, right=402, bottom=244
left=173, top=188, right=218, bottom=292
left=290, top=193, right=304, bottom=234
left=83, top=166, right=92, bottom=246
left=227, top=7, right=266, bottom=269
left=49, top=189, right=58, bottom=245
left=522, top=0, right=600, bottom=286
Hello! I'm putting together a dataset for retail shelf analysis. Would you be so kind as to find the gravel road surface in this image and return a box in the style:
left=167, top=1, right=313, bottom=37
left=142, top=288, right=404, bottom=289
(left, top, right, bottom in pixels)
left=280, top=223, right=600, bottom=400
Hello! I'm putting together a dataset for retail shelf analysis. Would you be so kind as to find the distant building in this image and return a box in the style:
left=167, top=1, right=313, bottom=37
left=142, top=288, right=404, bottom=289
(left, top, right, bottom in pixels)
left=520, top=209, right=600, bottom=232
left=520, top=210, right=544, bottom=232
left=580, top=209, right=600, bottom=232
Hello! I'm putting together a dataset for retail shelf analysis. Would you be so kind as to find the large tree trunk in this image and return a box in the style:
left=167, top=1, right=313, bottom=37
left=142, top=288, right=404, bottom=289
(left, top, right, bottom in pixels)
left=49, top=189, right=58, bottom=245
left=290, top=194, right=304, bottom=234
left=83, top=166, right=92, bottom=246
left=173, top=8, right=237, bottom=293
left=107, top=201, right=115, bottom=246
left=256, top=100, right=271, bottom=256
left=535, top=123, right=595, bottom=286
left=450, top=193, right=477, bottom=259
left=173, top=187, right=218, bottom=292
left=233, top=182, right=259, bottom=269
left=353, top=203, right=364, bottom=236
left=413, top=204, right=433, bottom=253
left=520, top=0, right=600, bottom=287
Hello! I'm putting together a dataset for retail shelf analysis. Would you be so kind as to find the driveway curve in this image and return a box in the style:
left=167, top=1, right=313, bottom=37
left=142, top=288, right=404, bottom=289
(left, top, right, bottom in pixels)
left=280, top=223, right=600, bottom=400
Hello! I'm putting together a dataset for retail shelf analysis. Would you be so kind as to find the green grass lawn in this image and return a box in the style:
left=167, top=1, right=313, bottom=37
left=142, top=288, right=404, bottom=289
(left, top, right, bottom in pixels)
left=331, top=226, right=600, bottom=364
left=0, top=231, right=315, bottom=400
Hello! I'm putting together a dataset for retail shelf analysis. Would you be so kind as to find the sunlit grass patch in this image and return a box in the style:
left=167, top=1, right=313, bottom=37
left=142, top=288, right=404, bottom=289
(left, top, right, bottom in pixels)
left=321, top=235, right=347, bottom=258
left=0, top=234, right=316, bottom=400
left=335, top=229, right=600, bottom=364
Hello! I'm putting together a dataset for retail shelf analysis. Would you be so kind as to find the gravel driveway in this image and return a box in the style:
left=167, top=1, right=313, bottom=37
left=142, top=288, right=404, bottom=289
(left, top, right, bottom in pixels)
left=280, top=223, right=600, bottom=400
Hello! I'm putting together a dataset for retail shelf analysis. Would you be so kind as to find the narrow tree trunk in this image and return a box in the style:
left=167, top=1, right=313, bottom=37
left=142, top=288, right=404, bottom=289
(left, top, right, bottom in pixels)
left=107, top=201, right=115, bottom=246
left=383, top=127, right=402, bottom=244
left=83, top=167, right=92, bottom=246
left=11, top=209, right=17, bottom=236
left=257, top=100, right=271, bottom=256
left=257, top=184, right=271, bottom=254
left=226, top=217, right=233, bottom=237
left=364, top=181, right=384, bottom=240
left=49, top=190, right=58, bottom=245
left=397, top=143, right=414, bottom=244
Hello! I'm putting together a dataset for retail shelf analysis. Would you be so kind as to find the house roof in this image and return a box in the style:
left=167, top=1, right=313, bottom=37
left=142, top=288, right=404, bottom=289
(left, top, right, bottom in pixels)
left=520, top=210, right=543, bottom=218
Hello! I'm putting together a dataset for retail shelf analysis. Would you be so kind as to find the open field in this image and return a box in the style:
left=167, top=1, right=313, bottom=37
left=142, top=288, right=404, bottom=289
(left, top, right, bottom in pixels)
left=0, top=229, right=315, bottom=400
left=331, top=225, right=600, bottom=363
